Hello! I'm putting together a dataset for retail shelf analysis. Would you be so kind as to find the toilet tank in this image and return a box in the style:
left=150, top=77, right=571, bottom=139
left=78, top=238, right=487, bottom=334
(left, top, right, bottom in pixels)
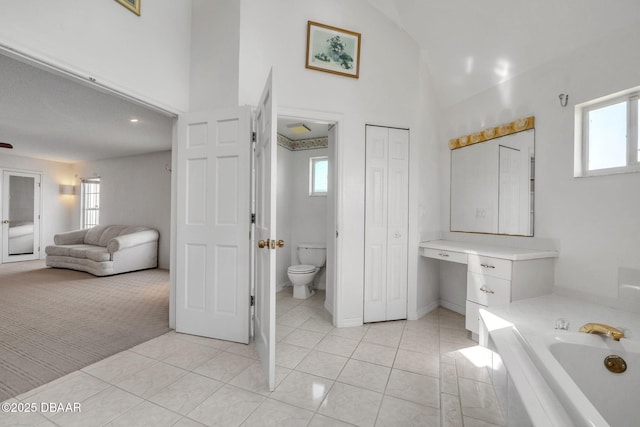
left=297, top=243, right=326, bottom=267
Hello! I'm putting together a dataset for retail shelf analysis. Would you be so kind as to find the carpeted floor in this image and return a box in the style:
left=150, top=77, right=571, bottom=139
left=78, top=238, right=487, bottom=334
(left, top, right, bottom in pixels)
left=0, top=260, right=170, bottom=402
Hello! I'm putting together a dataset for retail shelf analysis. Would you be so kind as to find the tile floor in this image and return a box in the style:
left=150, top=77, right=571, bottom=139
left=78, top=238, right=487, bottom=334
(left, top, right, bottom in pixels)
left=1, top=288, right=505, bottom=427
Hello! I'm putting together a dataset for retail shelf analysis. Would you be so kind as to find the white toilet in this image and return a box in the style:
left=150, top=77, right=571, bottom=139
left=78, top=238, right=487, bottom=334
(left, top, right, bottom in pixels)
left=287, top=243, right=326, bottom=299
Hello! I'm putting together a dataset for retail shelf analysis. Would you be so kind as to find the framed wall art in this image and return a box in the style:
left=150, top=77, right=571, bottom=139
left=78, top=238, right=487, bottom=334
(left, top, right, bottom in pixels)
left=306, top=21, right=361, bottom=79
left=115, top=0, right=141, bottom=16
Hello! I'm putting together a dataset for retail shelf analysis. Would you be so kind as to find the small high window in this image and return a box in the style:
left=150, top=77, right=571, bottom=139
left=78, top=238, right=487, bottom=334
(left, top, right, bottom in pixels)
left=80, top=178, right=100, bottom=229
left=309, top=156, right=328, bottom=196
left=577, top=92, right=640, bottom=176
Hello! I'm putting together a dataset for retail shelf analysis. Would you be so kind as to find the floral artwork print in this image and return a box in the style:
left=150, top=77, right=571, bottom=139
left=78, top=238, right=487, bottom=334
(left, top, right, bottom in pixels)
left=306, top=21, right=360, bottom=78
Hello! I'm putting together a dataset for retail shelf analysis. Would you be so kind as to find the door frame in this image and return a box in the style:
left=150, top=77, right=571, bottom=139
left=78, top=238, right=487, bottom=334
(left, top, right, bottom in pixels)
left=1, top=168, right=43, bottom=263
left=278, top=107, right=344, bottom=327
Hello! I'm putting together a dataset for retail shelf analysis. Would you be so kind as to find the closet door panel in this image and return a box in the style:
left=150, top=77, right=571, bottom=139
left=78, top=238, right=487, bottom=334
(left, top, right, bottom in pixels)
left=364, top=126, right=389, bottom=322
left=386, top=128, right=409, bottom=319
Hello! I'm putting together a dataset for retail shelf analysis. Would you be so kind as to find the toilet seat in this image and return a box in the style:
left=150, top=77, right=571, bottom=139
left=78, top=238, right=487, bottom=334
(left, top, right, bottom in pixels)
left=287, top=264, right=317, bottom=274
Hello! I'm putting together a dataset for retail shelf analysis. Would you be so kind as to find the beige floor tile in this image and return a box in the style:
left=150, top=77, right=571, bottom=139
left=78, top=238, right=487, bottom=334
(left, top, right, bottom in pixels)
left=458, top=378, right=505, bottom=426
left=240, top=399, right=314, bottom=426
left=376, top=395, right=440, bottom=427
left=441, top=393, right=463, bottom=427
left=362, top=323, right=404, bottom=348
left=308, top=413, right=355, bottom=426
left=129, top=334, right=185, bottom=360
left=440, top=362, right=459, bottom=396
left=269, top=371, right=333, bottom=411
left=21, top=372, right=109, bottom=409
left=336, top=359, right=390, bottom=393
left=171, top=332, right=234, bottom=351
left=160, top=341, right=221, bottom=371
left=172, top=417, right=207, bottom=427
left=114, top=362, right=187, bottom=398
left=329, top=324, right=369, bottom=341
left=318, top=382, right=382, bottom=427
left=462, top=416, right=505, bottom=427
left=315, top=335, right=359, bottom=357
left=275, top=342, right=311, bottom=369
left=394, top=348, right=439, bottom=378
left=187, top=385, right=265, bottom=426
left=229, top=361, right=290, bottom=395
left=194, top=351, right=255, bottom=382
left=49, top=387, right=142, bottom=427
left=298, top=316, right=334, bottom=334
left=275, top=324, right=296, bottom=342
left=351, top=341, right=397, bottom=367
left=105, top=400, right=181, bottom=427
left=0, top=399, right=50, bottom=427
left=148, top=372, right=223, bottom=415
left=225, top=342, right=259, bottom=360
left=399, top=333, right=440, bottom=354
left=386, top=369, right=439, bottom=408
left=282, top=328, right=325, bottom=349
left=81, top=350, right=157, bottom=384
left=295, top=350, right=348, bottom=380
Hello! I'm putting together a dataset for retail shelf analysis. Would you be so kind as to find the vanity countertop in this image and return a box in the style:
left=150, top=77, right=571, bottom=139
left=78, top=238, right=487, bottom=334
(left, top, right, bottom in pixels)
left=419, top=239, right=558, bottom=261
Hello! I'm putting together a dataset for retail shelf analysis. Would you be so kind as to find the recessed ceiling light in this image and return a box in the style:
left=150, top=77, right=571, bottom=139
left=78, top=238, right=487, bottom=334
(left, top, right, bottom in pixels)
left=130, top=118, right=139, bottom=123
left=287, top=123, right=311, bottom=134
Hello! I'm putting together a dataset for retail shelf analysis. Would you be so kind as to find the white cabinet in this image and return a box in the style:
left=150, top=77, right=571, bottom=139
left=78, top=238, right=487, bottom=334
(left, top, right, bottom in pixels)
left=364, top=125, right=409, bottom=322
left=419, top=240, right=557, bottom=335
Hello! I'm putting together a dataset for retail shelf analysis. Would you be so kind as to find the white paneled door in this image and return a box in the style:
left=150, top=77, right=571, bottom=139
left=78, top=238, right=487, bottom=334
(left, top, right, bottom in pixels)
left=1, top=170, right=41, bottom=263
left=364, top=126, right=409, bottom=323
left=254, top=70, right=277, bottom=391
left=176, top=106, right=252, bottom=344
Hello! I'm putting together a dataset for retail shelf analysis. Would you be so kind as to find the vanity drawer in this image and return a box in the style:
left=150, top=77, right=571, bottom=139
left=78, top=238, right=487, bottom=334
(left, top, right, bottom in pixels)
left=420, top=248, right=467, bottom=264
left=467, top=272, right=510, bottom=306
left=467, top=255, right=511, bottom=280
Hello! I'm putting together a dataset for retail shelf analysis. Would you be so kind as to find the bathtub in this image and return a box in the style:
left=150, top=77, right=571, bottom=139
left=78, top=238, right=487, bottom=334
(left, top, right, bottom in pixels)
left=481, top=309, right=637, bottom=427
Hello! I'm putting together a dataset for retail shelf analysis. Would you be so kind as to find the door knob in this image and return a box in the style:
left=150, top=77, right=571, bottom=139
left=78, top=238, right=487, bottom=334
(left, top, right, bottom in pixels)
left=276, top=240, right=285, bottom=248
left=2, top=220, right=8, bottom=224
left=258, top=239, right=269, bottom=248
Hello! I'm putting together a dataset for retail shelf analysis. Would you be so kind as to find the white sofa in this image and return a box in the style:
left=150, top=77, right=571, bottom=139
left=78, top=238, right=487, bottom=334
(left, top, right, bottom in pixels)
left=45, top=225, right=159, bottom=276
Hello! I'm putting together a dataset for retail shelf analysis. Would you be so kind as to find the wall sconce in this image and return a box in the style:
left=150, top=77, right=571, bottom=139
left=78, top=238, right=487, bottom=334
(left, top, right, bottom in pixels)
left=59, top=184, right=76, bottom=195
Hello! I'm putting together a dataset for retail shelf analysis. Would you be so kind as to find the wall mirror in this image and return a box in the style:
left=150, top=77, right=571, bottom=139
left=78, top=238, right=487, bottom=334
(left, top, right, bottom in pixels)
left=450, top=117, right=535, bottom=236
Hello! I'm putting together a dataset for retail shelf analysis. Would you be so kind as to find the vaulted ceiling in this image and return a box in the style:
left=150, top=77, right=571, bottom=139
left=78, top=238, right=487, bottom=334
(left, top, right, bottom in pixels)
left=365, top=0, right=640, bottom=107
left=2, top=1, right=639, bottom=162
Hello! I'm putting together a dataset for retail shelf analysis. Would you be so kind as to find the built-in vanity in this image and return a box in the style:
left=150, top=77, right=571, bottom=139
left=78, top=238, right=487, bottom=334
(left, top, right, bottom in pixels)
left=419, top=240, right=558, bottom=335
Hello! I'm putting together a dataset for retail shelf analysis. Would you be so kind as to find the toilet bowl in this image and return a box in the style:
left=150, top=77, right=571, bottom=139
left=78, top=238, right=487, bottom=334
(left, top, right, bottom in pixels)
left=287, top=243, right=326, bottom=299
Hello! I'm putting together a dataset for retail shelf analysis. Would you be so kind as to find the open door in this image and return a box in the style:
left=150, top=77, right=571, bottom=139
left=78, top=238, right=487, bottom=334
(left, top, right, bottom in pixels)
left=254, top=70, right=277, bottom=391
left=2, top=170, right=41, bottom=263
left=175, top=107, right=252, bottom=344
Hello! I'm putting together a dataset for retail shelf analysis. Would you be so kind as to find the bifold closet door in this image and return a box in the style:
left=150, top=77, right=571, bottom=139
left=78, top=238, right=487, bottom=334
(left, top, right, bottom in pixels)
left=364, top=126, right=409, bottom=323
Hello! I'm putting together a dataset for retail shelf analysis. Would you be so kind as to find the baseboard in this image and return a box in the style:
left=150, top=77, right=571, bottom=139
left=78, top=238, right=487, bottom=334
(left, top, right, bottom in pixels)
left=324, top=300, right=333, bottom=316
left=408, top=300, right=439, bottom=320
left=336, top=316, right=363, bottom=328
left=440, top=299, right=465, bottom=316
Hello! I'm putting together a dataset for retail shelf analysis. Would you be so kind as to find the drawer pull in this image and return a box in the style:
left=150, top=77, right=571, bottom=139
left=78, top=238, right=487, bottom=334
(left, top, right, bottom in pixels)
left=480, top=263, right=495, bottom=269
left=480, top=287, right=495, bottom=294
left=438, top=253, right=450, bottom=257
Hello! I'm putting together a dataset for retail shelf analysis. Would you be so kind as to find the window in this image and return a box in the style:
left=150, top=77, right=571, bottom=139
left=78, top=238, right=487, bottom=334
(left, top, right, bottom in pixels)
left=309, top=156, right=328, bottom=196
left=578, top=92, right=640, bottom=176
left=80, top=178, right=100, bottom=229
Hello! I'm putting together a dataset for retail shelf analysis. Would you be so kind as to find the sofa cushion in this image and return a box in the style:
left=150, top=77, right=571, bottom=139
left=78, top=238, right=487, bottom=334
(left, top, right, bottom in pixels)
left=69, top=245, right=111, bottom=262
left=83, top=225, right=152, bottom=247
left=83, top=225, right=110, bottom=246
left=45, top=244, right=85, bottom=257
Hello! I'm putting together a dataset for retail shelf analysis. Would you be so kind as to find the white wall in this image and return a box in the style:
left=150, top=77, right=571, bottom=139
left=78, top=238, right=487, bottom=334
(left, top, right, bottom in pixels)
left=440, top=23, right=640, bottom=307
left=190, top=0, right=240, bottom=111
left=0, top=0, right=192, bottom=112
left=276, top=145, right=294, bottom=290
left=0, top=153, right=75, bottom=254
left=73, top=151, right=172, bottom=269
left=238, top=0, right=437, bottom=326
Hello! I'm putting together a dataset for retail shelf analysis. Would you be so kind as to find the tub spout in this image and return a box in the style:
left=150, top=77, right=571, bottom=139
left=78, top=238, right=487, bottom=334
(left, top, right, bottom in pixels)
left=579, top=323, right=624, bottom=341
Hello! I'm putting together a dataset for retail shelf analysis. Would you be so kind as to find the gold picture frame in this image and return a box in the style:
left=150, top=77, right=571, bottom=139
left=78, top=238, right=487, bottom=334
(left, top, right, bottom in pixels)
left=306, top=21, right=361, bottom=79
left=115, top=0, right=140, bottom=16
